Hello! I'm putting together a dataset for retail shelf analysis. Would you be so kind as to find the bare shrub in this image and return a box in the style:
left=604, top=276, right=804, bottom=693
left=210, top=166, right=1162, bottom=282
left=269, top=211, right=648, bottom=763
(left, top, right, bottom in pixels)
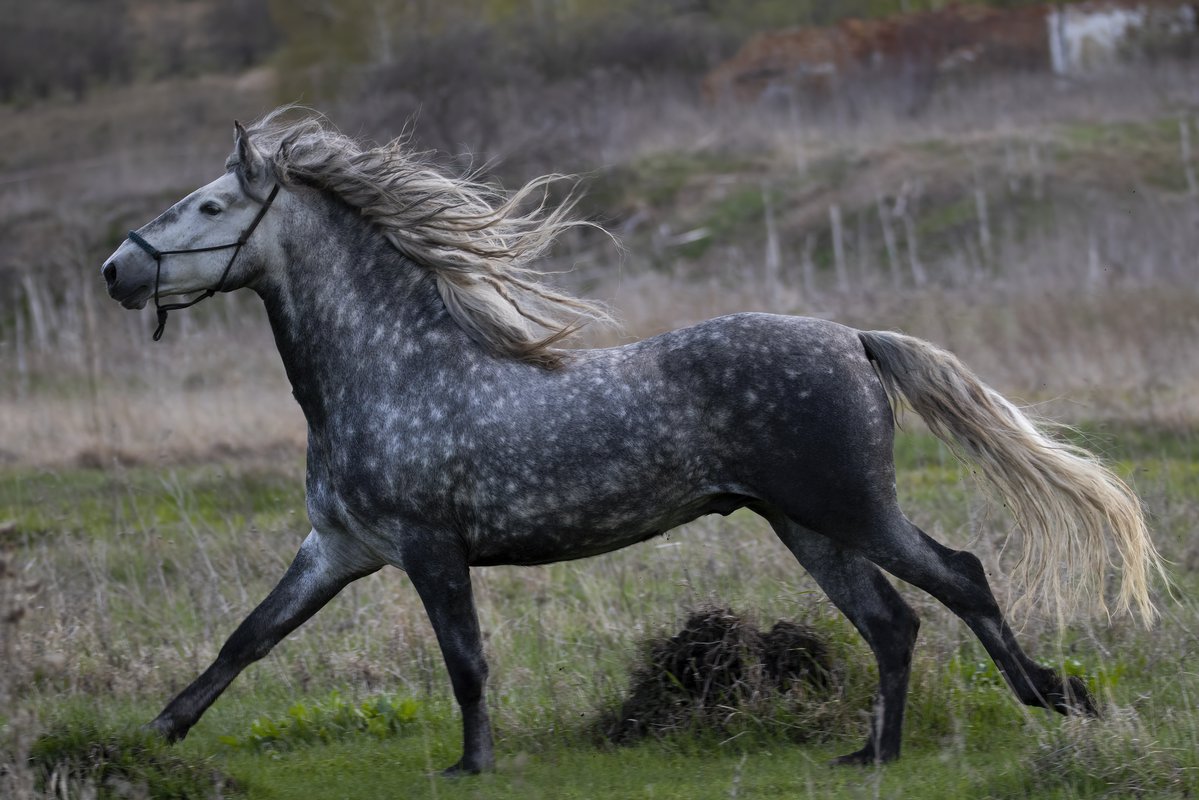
left=602, top=606, right=836, bottom=744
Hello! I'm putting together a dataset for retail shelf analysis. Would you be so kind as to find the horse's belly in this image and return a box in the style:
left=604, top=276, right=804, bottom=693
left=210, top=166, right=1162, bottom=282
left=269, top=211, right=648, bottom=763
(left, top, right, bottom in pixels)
left=464, top=490, right=753, bottom=566
left=468, top=525, right=662, bottom=566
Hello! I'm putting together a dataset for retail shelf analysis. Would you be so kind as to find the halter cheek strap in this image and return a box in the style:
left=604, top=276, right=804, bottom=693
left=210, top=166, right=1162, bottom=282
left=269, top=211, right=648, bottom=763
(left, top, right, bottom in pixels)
left=127, top=184, right=280, bottom=341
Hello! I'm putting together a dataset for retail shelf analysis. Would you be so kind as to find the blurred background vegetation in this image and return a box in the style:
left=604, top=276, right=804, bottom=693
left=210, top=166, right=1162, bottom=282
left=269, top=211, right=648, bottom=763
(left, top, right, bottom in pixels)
left=1, top=0, right=1197, bottom=463
left=0, top=0, right=1058, bottom=106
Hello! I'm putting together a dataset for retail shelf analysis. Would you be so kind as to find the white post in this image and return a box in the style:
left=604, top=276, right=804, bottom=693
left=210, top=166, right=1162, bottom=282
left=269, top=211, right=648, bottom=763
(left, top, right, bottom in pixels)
left=1180, top=116, right=1197, bottom=197
left=762, top=182, right=781, bottom=304
left=830, top=204, right=848, bottom=293
left=975, top=184, right=992, bottom=262
left=877, top=193, right=902, bottom=289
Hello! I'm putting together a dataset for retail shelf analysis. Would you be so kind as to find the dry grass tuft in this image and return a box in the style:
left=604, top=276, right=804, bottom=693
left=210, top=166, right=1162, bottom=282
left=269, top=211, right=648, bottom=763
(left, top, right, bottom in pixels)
left=23, top=722, right=237, bottom=800
left=602, top=606, right=834, bottom=744
left=1028, top=707, right=1194, bottom=798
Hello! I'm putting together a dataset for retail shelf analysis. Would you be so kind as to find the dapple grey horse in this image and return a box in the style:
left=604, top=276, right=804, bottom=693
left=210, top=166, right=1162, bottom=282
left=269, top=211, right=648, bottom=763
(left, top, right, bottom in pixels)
left=101, top=113, right=1160, bottom=774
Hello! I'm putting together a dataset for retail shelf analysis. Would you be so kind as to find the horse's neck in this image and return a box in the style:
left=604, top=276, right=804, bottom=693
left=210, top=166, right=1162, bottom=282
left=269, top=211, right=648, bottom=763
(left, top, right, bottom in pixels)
left=255, top=202, right=472, bottom=428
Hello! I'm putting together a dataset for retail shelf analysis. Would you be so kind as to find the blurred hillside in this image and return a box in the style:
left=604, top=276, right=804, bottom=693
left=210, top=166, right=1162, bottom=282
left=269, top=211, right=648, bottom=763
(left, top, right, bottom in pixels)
left=0, top=0, right=1197, bottom=465
left=0, top=1, right=1095, bottom=107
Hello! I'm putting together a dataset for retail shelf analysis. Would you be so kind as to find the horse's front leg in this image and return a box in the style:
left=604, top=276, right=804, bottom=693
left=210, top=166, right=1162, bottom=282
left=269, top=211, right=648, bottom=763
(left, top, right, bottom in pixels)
left=403, top=540, right=494, bottom=775
left=149, top=528, right=380, bottom=742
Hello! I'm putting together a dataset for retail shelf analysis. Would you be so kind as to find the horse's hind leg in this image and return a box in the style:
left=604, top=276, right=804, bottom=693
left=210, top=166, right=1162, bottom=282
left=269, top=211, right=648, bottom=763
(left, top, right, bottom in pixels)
left=767, top=515, right=920, bottom=765
left=148, top=528, right=380, bottom=742
left=855, top=515, right=1097, bottom=717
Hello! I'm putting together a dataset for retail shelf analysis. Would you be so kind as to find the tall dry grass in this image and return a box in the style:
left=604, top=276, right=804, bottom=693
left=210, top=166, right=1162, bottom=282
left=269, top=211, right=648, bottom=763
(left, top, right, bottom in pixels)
left=1, top=62, right=1197, bottom=467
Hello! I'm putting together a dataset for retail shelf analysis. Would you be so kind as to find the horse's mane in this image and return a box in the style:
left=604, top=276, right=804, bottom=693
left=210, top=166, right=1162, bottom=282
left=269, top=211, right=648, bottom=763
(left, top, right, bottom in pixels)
left=241, top=108, right=614, bottom=368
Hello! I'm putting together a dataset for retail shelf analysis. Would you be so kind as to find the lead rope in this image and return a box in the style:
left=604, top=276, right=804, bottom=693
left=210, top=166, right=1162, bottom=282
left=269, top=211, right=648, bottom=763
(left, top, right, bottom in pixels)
left=126, top=184, right=280, bottom=341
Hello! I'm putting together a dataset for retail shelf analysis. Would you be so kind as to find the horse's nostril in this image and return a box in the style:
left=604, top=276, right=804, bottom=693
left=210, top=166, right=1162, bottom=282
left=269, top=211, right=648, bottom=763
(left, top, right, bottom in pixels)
left=103, top=262, right=117, bottom=287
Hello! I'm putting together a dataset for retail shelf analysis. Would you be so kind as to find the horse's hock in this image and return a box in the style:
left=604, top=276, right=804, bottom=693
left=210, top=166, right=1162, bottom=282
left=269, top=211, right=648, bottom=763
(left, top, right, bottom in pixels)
left=604, top=607, right=834, bottom=744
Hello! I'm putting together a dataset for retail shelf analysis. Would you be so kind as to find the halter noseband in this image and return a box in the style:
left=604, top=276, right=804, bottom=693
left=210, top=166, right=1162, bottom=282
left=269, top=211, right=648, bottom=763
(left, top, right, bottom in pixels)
left=127, top=184, right=280, bottom=341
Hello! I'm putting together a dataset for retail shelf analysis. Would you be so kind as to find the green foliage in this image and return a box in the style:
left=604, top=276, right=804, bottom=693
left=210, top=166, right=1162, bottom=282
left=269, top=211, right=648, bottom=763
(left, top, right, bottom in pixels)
left=218, top=693, right=422, bottom=753
left=945, top=654, right=1123, bottom=697
left=28, top=722, right=235, bottom=799
left=1058, top=116, right=1198, bottom=193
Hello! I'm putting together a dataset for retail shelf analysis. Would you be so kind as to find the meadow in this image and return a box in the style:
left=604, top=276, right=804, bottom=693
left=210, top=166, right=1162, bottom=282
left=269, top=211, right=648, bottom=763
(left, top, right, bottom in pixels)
left=2, top=426, right=1197, bottom=798
left=2, top=15, right=1199, bottom=797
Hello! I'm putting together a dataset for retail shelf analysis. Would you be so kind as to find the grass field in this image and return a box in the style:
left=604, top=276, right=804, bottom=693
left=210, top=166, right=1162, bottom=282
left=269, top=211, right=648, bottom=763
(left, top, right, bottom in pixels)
left=3, top=426, right=1196, bottom=798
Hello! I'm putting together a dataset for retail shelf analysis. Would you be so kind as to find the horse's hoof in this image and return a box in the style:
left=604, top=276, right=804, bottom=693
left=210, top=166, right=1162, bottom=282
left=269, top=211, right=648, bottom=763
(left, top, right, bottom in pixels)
left=441, top=760, right=486, bottom=777
left=1064, top=675, right=1101, bottom=718
left=831, top=747, right=886, bottom=767
left=144, top=717, right=185, bottom=744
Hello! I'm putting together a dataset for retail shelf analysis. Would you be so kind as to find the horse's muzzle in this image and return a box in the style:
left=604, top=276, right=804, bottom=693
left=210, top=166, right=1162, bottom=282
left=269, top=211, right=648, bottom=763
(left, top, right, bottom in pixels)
left=102, top=256, right=152, bottom=309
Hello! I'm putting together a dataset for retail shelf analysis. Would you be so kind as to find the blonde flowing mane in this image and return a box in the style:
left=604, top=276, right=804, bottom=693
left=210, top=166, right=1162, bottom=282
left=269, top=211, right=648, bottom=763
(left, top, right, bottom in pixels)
left=242, top=109, right=614, bottom=368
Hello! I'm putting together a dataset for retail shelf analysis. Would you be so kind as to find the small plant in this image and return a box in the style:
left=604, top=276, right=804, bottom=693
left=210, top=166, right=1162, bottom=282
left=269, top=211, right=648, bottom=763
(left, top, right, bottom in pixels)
left=218, top=693, right=421, bottom=753
left=27, top=722, right=236, bottom=800
left=948, top=653, right=1124, bottom=695
left=1053, top=656, right=1126, bottom=694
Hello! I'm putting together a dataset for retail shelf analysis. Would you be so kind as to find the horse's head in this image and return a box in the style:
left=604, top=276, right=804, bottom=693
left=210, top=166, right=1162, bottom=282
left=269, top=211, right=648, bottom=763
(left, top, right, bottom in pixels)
left=102, top=122, right=278, bottom=316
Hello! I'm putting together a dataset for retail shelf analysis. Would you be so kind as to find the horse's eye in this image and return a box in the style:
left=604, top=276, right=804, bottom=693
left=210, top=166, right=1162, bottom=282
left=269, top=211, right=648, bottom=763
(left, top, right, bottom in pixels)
left=200, top=201, right=223, bottom=217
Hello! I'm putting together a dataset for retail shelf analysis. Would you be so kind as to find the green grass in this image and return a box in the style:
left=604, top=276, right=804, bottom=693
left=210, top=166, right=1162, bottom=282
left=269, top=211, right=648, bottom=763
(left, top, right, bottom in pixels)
left=3, top=424, right=1198, bottom=798
left=24, top=698, right=1196, bottom=799
left=1057, top=115, right=1196, bottom=193
left=0, top=463, right=304, bottom=541
left=26, top=719, right=233, bottom=800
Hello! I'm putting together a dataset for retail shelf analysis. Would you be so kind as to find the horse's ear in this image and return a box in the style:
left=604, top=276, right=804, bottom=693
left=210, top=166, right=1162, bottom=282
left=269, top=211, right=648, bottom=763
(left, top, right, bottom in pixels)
left=233, top=120, right=267, bottom=187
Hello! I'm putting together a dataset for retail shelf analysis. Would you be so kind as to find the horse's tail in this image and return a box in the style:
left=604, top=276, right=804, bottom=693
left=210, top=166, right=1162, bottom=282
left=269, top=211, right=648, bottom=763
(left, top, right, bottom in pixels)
left=858, top=329, right=1163, bottom=625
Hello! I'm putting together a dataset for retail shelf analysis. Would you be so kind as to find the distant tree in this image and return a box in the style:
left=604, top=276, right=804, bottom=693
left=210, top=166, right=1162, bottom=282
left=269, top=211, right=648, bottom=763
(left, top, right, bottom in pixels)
left=0, top=0, right=131, bottom=103
left=206, top=0, right=280, bottom=68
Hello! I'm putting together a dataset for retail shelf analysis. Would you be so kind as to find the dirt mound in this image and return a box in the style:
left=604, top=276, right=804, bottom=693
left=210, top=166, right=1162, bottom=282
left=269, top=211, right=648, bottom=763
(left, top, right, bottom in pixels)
left=603, top=606, right=835, bottom=743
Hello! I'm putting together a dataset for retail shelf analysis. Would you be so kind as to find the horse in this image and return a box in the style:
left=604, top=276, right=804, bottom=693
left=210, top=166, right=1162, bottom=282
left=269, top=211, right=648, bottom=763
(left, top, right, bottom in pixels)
left=101, top=111, right=1162, bottom=774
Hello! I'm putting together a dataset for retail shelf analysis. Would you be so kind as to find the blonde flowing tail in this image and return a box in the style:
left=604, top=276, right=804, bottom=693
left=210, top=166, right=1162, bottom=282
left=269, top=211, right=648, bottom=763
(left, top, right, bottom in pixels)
left=859, top=330, right=1164, bottom=625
